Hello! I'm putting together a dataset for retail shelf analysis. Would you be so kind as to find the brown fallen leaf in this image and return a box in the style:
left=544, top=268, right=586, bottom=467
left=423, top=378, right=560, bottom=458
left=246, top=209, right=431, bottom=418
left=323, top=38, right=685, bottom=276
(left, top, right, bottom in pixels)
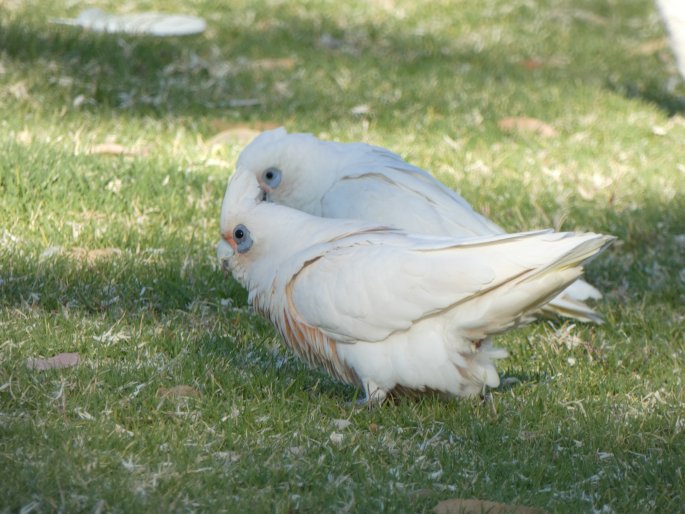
left=498, top=117, right=557, bottom=138
left=434, top=498, right=548, bottom=514
left=157, top=385, right=201, bottom=399
left=519, top=58, right=544, bottom=70
left=27, top=352, right=80, bottom=371
left=250, top=57, right=296, bottom=70
left=88, top=143, right=149, bottom=156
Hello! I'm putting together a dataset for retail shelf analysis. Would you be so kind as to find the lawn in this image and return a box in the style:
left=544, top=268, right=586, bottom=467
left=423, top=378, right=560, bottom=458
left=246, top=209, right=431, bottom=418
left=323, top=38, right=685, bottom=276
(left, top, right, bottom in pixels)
left=1, top=0, right=684, bottom=512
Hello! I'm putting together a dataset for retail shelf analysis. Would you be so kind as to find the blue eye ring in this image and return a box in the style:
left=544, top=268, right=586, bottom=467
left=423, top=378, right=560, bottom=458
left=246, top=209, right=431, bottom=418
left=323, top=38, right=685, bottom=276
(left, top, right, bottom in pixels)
left=233, top=224, right=253, bottom=254
left=262, top=167, right=282, bottom=189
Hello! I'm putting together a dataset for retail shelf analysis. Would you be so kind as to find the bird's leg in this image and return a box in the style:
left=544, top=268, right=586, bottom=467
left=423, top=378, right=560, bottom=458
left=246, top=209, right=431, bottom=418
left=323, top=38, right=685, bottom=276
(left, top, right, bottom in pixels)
left=358, top=379, right=387, bottom=407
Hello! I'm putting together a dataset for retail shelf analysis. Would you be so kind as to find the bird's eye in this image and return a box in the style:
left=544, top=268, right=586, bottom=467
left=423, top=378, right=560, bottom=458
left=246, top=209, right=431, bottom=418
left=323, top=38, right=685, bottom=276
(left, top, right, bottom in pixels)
left=232, top=224, right=252, bottom=254
left=262, top=167, right=282, bottom=189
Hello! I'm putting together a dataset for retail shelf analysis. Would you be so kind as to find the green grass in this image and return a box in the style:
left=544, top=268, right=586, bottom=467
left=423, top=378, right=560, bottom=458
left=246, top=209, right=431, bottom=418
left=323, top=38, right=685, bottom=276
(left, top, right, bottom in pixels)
left=1, top=0, right=684, bottom=512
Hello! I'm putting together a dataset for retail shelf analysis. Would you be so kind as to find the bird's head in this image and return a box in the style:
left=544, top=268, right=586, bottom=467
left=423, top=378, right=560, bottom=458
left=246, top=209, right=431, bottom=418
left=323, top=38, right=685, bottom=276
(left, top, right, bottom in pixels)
left=217, top=166, right=387, bottom=291
left=217, top=170, right=322, bottom=286
left=217, top=170, right=265, bottom=281
left=233, top=127, right=345, bottom=214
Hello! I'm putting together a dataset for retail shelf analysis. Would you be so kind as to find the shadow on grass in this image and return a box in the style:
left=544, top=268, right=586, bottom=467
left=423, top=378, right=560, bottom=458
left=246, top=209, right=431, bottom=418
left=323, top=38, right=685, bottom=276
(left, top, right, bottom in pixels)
left=606, top=78, right=685, bottom=116
left=1, top=6, right=668, bottom=122
left=0, top=14, right=527, bottom=122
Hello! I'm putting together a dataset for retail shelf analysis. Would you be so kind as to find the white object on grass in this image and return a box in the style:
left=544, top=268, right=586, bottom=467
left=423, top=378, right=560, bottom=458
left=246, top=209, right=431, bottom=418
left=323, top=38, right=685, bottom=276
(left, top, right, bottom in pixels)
left=657, top=0, right=685, bottom=80
left=50, top=8, right=206, bottom=37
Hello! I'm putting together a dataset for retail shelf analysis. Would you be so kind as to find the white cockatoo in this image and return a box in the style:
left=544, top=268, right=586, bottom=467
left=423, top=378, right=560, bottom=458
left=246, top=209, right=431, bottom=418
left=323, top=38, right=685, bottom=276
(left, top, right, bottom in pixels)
left=231, top=127, right=606, bottom=323
left=218, top=171, right=614, bottom=403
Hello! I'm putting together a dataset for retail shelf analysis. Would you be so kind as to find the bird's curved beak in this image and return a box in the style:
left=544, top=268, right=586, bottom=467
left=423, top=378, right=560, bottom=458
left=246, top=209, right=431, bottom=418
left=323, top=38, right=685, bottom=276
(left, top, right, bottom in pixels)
left=217, top=238, right=235, bottom=276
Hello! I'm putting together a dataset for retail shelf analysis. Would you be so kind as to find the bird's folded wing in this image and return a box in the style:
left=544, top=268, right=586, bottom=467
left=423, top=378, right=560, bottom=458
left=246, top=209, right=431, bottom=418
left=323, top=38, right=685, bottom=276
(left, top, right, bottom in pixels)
left=287, top=230, right=606, bottom=344
left=323, top=146, right=504, bottom=237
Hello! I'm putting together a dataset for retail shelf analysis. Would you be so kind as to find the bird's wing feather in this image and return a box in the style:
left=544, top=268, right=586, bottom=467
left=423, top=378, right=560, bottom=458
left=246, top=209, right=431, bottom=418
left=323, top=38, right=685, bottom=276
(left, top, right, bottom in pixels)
left=288, top=239, right=494, bottom=343
left=322, top=146, right=504, bottom=237
left=288, top=229, right=610, bottom=344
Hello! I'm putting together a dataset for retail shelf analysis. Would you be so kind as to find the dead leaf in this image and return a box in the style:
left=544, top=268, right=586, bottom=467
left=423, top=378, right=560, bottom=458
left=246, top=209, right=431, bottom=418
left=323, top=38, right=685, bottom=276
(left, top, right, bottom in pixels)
left=368, top=423, right=379, bottom=433
left=27, top=352, right=80, bottom=371
left=498, top=117, right=557, bottom=138
left=519, top=58, right=543, bottom=70
left=69, top=247, right=122, bottom=264
left=157, top=385, right=201, bottom=399
left=632, top=38, right=668, bottom=56
left=88, top=143, right=149, bottom=156
left=250, top=57, right=296, bottom=70
left=434, top=498, right=548, bottom=514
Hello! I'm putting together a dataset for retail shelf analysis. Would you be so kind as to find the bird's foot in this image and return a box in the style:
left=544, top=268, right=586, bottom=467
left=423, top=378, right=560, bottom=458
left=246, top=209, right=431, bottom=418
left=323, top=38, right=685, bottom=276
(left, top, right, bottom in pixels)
left=358, top=380, right=387, bottom=408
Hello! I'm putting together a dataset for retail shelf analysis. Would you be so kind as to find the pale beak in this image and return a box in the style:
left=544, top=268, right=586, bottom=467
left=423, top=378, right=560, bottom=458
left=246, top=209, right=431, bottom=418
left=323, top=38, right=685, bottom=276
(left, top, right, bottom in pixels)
left=217, top=238, right=235, bottom=276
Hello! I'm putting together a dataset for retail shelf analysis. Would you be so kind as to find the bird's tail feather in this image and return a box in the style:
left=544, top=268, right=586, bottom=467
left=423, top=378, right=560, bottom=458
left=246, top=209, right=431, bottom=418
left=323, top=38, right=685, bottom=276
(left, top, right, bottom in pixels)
left=562, top=278, right=603, bottom=301
left=541, top=277, right=605, bottom=324
left=542, top=295, right=604, bottom=324
left=459, top=233, right=614, bottom=338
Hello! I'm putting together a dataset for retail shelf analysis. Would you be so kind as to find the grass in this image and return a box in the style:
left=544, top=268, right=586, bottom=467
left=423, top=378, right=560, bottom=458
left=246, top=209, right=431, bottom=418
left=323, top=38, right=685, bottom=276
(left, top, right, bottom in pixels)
left=1, top=0, right=684, bottom=512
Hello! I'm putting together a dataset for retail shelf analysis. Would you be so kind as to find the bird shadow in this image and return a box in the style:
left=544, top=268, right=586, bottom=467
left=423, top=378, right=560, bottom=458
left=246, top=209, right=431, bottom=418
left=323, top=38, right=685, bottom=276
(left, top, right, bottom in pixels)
left=606, top=77, right=685, bottom=116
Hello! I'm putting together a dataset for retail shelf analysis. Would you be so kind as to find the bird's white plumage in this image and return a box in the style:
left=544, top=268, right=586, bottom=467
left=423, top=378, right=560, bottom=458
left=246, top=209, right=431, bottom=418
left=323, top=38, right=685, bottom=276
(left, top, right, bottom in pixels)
left=232, top=128, right=606, bottom=323
left=218, top=171, right=614, bottom=402
left=235, top=128, right=501, bottom=236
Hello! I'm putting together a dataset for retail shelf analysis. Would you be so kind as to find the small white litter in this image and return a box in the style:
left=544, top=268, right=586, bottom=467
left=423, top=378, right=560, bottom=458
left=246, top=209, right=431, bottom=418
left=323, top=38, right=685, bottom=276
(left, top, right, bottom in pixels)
left=50, top=8, right=206, bottom=37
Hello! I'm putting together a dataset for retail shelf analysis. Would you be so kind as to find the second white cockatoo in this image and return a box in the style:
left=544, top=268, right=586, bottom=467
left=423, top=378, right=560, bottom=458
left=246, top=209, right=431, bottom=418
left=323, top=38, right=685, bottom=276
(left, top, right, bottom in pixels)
left=218, top=171, right=614, bottom=403
left=231, top=127, right=607, bottom=323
